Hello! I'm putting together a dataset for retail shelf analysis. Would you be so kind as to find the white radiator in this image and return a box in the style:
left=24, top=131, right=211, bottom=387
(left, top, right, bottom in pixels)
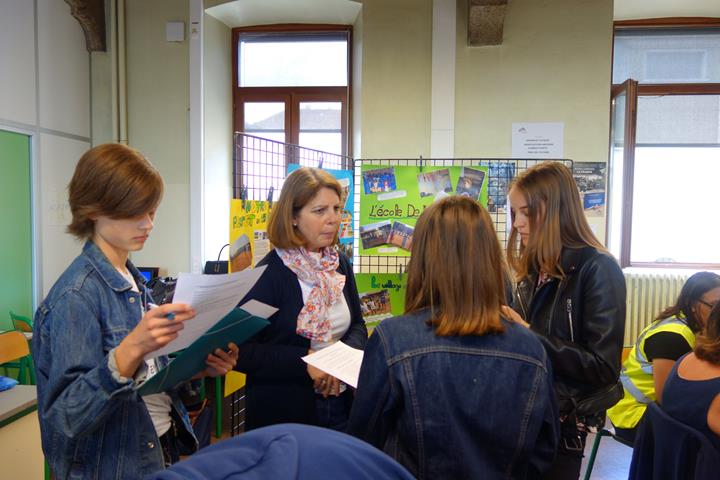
left=623, top=272, right=690, bottom=346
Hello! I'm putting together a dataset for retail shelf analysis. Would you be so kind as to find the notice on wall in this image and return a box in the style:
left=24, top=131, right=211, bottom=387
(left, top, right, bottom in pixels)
left=511, top=122, right=564, bottom=158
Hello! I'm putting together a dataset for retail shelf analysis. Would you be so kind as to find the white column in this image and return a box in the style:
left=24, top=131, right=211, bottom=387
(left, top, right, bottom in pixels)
left=189, top=0, right=204, bottom=273
left=430, top=0, right=456, bottom=158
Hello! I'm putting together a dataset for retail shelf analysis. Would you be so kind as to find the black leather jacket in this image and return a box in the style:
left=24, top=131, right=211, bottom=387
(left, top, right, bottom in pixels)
left=513, top=246, right=626, bottom=415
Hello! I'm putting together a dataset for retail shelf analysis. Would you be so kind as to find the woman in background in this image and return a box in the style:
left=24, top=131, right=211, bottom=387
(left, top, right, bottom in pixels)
left=662, top=302, right=720, bottom=451
left=506, top=161, right=626, bottom=480
left=33, top=144, right=237, bottom=479
left=236, top=167, right=367, bottom=431
left=348, top=196, right=558, bottom=479
left=608, top=272, right=720, bottom=444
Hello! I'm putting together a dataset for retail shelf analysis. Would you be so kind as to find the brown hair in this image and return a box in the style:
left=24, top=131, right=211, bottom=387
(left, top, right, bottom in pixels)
left=67, top=143, right=163, bottom=239
left=695, top=301, right=720, bottom=365
left=506, top=162, right=605, bottom=280
left=405, top=196, right=507, bottom=336
left=267, top=167, right=343, bottom=249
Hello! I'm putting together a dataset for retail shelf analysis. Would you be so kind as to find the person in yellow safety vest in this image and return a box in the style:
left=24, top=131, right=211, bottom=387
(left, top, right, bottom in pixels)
left=608, top=271, right=720, bottom=444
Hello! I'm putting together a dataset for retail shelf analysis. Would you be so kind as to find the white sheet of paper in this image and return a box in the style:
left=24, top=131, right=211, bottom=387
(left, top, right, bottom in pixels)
left=302, top=341, right=364, bottom=388
left=148, top=265, right=267, bottom=358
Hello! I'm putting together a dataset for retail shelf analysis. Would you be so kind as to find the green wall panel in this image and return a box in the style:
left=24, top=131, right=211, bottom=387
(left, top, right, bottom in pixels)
left=0, top=130, right=32, bottom=330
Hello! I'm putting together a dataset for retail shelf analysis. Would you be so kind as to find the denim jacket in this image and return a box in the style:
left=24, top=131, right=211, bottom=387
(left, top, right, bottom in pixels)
left=33, top=241, right=196, bottom=480
left=347, top=309, right=559, bottom=480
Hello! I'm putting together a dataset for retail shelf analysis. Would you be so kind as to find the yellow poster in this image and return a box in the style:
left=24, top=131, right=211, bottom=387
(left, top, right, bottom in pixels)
left=229, top=200, right=271, bottom=272
left=224, top=371, right=246, bottom=397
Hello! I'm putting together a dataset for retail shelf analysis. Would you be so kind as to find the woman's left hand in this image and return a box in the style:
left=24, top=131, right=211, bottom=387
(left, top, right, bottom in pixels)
left=195, top=342, right=239, bottom=378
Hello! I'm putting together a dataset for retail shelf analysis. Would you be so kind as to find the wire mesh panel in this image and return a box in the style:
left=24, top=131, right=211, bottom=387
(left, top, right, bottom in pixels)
left=234, top=132, right=353, bottom=202
left=352, top=158, right=573, bottom=274
left=230, top=133, right=572, bottom=433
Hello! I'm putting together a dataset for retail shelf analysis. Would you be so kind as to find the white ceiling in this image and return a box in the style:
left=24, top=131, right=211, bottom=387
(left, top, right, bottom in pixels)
left=614, top=0, right=720, bottom=21
left=205, top=0, right=720, bottom=29
left=205, top=0, right=361, bottom=28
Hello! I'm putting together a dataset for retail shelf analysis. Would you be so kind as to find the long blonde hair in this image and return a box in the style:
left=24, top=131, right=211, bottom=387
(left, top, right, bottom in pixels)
left=405, top=196, right=506, bottom=336
left=506, top=162, right=604, bottom=280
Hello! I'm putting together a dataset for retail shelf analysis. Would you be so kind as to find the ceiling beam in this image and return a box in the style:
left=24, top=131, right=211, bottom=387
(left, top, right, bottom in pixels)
left=65, top=0, right=106, bottom=52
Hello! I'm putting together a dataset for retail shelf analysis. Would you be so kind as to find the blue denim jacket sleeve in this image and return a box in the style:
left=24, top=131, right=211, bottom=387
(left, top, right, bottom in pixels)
left=346, top=327, right=397, bottom=447
left=35, top=289, right=136, bottom=440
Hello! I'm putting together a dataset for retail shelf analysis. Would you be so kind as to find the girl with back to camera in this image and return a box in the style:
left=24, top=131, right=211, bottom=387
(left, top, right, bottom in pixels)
left=33, top=144, right=238, bottom=479
left=236, top=167, right=367, bottom=431
left=348, top=195, right=559, bottom=479
left=506, top=161, right=626, bottom=480
left=608, top=272, right=720, bottom=444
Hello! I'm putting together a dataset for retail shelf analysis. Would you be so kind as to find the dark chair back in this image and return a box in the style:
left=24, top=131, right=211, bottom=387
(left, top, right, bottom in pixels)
left=629, top=402, right=720, bottom=480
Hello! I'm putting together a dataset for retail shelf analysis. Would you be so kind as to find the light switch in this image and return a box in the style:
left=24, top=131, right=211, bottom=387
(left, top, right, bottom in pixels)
left=166, top=22, right=185, bottom=42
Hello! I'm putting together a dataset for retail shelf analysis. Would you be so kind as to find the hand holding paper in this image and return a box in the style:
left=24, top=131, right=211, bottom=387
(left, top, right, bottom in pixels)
left=302, top=342, right=364, bottom=389
left=149, top=266, right=267, bottom=358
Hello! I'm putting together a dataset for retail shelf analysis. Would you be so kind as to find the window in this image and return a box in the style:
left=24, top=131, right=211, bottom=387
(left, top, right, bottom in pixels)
left=233, top=25, right=351, bottom=163
left=608, top=22, right=720, bottom=268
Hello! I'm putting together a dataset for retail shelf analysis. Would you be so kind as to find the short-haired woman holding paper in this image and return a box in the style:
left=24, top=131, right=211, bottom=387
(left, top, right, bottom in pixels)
left=33, top=144, right=238, bottom=479
left=236, top=167, right=367, bottom=431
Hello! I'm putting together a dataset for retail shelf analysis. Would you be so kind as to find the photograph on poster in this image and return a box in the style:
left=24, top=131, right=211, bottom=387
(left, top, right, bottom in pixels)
left=572, top=162, right=606, bottom=217
left=360, top=220, right=392, bottom=249
left=387, top=221, right=414, bottom=251
left=362, top=167, right=397, bottom=195
left=455, top=167, right=486, bottom=201
left=417, top=168, right=453, bottom=197
left=336, top=242, right=353, bottom=259
left=339, top=210, right=353, bottom=239
left=487, top=162, right=516, bottom=213
left=359, top=290, right=393, bottom=319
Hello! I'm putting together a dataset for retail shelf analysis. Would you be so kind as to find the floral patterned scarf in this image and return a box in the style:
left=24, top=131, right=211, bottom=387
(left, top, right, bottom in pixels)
left=277, top=247, right=346, bottom=342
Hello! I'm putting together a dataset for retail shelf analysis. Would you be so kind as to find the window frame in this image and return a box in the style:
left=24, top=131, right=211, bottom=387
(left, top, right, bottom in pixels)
left=611, top=18, right=720, bottom=268
left=232, top=24, right=352, bottom=158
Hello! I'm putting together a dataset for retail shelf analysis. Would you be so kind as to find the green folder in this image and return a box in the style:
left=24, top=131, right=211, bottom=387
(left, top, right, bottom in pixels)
left=136, top=308, right=269, bottom=396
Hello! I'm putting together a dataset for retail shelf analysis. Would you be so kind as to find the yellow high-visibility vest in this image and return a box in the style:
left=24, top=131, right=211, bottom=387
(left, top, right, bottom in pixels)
left=607, top=316, right=695, bottom=429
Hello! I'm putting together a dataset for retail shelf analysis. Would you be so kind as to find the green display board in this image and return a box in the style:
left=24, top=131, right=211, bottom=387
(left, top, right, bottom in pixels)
left=355, top=273, right=408, bottom=330
left=0, top=130, right=32, bottom=331
left=359, top=165, right=489, bottom=256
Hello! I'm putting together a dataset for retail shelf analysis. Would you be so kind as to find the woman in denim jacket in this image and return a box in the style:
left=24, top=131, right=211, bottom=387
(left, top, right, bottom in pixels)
left=33, top=144, right=238, bottom=479
left=348, top=196, right=559, bottom=479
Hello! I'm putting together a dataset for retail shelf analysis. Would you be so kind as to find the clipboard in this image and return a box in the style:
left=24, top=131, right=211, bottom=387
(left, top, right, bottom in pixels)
left=136, top=307, right=269, bottom=396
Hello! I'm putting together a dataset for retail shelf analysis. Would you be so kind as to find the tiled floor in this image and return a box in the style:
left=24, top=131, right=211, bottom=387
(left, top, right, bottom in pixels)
left=579, top=429, right=633, bottom=480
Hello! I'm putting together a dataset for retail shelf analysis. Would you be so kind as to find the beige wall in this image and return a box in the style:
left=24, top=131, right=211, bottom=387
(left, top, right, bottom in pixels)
left=126, top=0, right=191, bottom=275
left=359, top=0, right=433, bottom=158
left=454, top=0, right=613, bottom=163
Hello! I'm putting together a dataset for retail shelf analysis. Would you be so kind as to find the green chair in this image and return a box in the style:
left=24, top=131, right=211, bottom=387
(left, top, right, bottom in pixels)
left=0, top=331, right=33, bottom=385
left=9, top=311, right=35, bottom=384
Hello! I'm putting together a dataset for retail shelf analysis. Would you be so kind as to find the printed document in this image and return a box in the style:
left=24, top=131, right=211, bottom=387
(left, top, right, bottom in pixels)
left=149, top=266, right=267, bottom=358
left=302, top=341, right=364, bottom=388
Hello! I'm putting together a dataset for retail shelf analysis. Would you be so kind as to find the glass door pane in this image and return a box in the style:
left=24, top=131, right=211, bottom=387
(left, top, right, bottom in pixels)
left=298, top=101, right=342, bottom=157
left=606, top=79, right=637, bottom=265
left=242, top=102, right=286, bottom=198
left=243, top=102, right=285, bottom=143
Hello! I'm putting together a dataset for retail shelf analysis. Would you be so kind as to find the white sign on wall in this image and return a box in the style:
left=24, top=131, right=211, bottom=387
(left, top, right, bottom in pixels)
left=511, top=122, right=564, bottom=158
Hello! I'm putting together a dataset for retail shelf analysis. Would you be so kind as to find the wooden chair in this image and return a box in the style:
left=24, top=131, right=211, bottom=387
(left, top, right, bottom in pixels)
left=0, top=331, right=33, bottom=385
